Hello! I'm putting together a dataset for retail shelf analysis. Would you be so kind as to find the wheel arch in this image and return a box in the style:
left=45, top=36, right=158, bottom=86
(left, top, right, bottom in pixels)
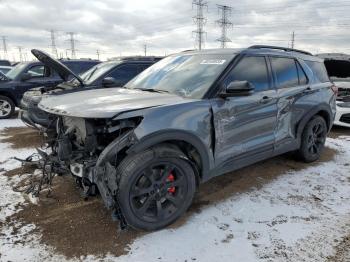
left=296, top=103, right=333, bottom=141
left=127, top=130, right=213, bottom=182
left=0, top=91, right=17, bottom=106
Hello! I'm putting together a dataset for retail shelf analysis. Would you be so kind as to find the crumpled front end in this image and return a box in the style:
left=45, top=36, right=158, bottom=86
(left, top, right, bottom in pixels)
left=51, top=115, right=141, bottom=213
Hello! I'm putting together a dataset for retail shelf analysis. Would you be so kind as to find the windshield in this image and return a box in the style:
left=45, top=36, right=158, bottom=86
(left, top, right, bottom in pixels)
left=125, top=53, right=234, bottom=99
left=76, top=61, right=121, bottom=85
left=6, top=63, right=28, bottom=80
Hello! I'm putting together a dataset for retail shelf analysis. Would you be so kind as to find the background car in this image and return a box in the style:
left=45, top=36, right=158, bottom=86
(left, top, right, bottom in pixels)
left=0, top=65, right=13, bottom=74
left=0, top=59, right=11, bottom=66
left=318, top=53, right=350, bottom=127
left=20, top=49, right=163, bottom=128
left=0, top=58, right=100, bottom=119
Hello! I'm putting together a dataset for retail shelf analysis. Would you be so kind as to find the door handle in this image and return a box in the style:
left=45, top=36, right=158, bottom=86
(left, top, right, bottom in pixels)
left=302, top=87, right=312, bottom=94
left=259, top=96, right=273, bottom=104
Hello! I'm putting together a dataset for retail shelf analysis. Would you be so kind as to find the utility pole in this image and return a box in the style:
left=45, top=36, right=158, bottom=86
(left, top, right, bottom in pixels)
left=49, top=29, right=58, bottom=58
left=192, top=0, right=208, bottom=50
left=67, top=32, right=76, bottom=59
left=17, top=46, right=23, bottom=62
left=143, top=44, right=147, bottom=56
left=1, top=36, right=8, bottom=60
left=216, top=5, right=233, bottom=48
left=291, top=31, right=295, bottom=49
left=96, top=49, right=100, bottom=60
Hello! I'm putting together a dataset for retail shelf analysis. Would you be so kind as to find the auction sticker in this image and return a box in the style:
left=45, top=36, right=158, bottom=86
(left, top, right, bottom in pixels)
left=200, top=59, right=226, bottom=65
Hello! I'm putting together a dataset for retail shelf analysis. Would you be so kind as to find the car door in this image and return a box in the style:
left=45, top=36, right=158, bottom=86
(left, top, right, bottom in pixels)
left=211, top=55, right=278, bottom=169
left=269, top=56, right=310, bottom=152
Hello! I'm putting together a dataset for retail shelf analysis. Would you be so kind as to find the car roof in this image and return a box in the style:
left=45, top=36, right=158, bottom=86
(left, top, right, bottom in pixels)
left=60, top=59, right=100, bottom=63
left=181, top=45, right=322, bottom=62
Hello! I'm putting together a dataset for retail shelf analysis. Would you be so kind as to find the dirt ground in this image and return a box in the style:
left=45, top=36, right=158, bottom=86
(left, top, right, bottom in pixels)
left=0, top=126, right=43, bottom=149
left=1, top=126, right=349, bottom=260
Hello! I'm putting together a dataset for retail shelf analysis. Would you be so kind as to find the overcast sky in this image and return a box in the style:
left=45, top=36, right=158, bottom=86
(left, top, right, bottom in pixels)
left=0, top=0, right=349, bottom=61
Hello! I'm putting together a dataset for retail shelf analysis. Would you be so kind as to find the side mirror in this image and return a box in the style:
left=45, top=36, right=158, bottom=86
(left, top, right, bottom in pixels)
left=102, top=77, right=122, bottom=87
left=21, top=72, right=32, bottom=81
left=220, top=80, right=255, bottom=97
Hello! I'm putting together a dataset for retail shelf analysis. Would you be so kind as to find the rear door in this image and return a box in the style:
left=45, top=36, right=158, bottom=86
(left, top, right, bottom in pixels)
left=211, top=55, right=278, bottom=168
left=269, top=56, right=310, bottom=151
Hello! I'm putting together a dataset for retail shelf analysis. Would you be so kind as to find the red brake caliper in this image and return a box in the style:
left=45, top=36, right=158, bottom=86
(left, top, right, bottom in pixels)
left=167, top=173, right=176, bottom=194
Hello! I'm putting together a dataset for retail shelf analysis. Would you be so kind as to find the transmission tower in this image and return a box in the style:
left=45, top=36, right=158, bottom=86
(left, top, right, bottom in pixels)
left=144, top=44, right=147, bottom=56
left=291, top=31, right=295, bottom=49
left=192, top=0, right=208, bottom=50
left=67, top=32, right=76, bottom=59
left=17, top=46, right=23, bottom=62
left=216, top=5, right=233, bottom=48
left=96, top=49, right=100, bottom=60
left=2, top=36, right=8, bottom=59
left=49, top=29, right=58, bottom=58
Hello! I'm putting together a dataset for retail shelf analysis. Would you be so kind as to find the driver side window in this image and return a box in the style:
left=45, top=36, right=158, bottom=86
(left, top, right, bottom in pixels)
left=224, top=56, right=270, bottom=92
left=25, top=65, right=45, bottom=78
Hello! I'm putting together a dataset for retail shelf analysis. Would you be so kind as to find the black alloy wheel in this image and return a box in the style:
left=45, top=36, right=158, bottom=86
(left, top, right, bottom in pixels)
left=117, top=146, right=196, bottom=231
left=298, top=115, right=327, bottom=162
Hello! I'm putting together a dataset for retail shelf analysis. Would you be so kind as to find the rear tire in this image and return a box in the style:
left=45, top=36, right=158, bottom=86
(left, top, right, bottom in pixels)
left=297, top=115, right=327, bottom=163
left=117, top=146, right=196, bottom=231
left=0, top=95, right=15, bottom=119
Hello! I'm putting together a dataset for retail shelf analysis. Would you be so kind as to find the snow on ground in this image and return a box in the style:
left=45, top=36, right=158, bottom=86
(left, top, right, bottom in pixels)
left=0, top=118, right=349, bottom=262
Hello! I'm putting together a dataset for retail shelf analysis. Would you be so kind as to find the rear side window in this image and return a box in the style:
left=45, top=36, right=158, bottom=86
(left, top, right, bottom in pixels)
left=271, top=57, right=299, bottom=88
left=305, top=61, right=329, bottom=83
left=107, top=64, right=139, bottom=85
left=65, top=62, right=97, bottom=74
left=224, top=56, right=270, bottom=91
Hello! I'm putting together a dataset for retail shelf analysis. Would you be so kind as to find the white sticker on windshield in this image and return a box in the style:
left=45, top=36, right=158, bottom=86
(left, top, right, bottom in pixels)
left=200, top=59, right=226, bottom=65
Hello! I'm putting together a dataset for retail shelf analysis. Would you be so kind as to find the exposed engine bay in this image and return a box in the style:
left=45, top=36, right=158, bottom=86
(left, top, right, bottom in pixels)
left=29, top=115, right=143, bottom=228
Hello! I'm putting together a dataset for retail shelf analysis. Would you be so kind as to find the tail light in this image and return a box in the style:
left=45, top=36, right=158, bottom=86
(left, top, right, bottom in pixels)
left=331, top=84, right=338, bottom=96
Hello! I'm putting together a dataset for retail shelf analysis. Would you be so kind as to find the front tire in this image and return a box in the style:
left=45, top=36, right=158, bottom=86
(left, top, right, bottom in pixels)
left=0, top=95, right=15, bottom=119
left=117, top=146, right=196, bottom=231
left=297, top=115, right=327, bottom=163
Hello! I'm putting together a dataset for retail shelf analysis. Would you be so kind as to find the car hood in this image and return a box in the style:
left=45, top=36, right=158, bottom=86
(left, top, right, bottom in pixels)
left=31, top=49, right=84, bottom=85
left=39, top=88, right=195, bottom=118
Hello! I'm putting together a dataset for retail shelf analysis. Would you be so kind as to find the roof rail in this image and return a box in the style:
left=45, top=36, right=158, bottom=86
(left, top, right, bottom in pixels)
left=248, top=45, right=312, bottom=56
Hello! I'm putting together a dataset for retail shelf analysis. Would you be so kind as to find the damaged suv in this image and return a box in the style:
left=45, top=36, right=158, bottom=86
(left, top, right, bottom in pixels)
left=38, top=46, right=336, bottom=230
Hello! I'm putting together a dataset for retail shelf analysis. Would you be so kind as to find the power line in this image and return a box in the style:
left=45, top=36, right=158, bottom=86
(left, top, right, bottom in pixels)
left=192, top=0, right=208, bottom=50
left=67, top=32, right=76, bottom=59
left=1, top=36, right=8, bottom=60
left=49, top=29, right=58, bottom=58
left=216, top=5, right=233, bottom=48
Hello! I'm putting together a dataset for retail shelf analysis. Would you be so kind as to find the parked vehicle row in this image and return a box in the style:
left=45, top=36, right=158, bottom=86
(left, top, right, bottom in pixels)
left=23, top=45, right=337, bottom=231
left=0, top=58, right=100, bottom=119
left=20, top=50, right=162, bottom=128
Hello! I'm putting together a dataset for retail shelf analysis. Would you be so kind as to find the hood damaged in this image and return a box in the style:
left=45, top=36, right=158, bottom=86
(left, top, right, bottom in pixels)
left=38, top=87, right=196, bottom=118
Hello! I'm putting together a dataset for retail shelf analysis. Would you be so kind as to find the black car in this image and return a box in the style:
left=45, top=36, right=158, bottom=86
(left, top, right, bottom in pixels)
left=38, top=45, right=336, bottom=231
left=0, top=58, right=100, bottom=119
left=20, top=49, right=162, bottom=128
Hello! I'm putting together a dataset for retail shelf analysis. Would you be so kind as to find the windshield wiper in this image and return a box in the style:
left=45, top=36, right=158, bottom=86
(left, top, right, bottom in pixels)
left=134, top=88, right=170, bottom=94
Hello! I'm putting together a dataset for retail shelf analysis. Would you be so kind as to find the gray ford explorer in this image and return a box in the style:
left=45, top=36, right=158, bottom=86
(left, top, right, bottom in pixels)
left=38, top=45, right=337, bottom=231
